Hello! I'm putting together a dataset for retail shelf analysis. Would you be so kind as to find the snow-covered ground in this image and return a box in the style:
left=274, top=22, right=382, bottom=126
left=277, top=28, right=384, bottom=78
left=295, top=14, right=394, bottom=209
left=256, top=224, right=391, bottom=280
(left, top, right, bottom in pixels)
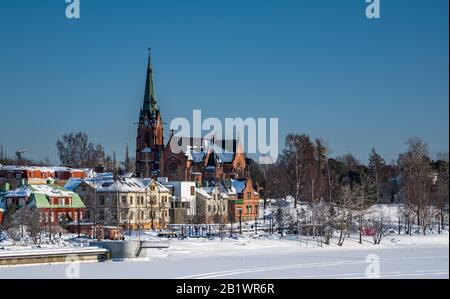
left=1, top=233, right=448, bottom=279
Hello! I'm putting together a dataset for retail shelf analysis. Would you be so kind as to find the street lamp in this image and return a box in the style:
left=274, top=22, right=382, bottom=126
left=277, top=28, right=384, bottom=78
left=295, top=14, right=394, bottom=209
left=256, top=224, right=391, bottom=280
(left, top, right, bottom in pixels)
left=239, top=208, right=242, bottom=234
left=77, top=208, right=81, bottom=238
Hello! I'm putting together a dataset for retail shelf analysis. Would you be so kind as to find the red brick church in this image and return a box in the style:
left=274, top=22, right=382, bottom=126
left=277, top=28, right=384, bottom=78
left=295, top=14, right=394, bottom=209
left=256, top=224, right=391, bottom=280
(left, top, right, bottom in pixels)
left=135, top=51, right=165, bottom=178
left=135, top=52, right=250, bottom=186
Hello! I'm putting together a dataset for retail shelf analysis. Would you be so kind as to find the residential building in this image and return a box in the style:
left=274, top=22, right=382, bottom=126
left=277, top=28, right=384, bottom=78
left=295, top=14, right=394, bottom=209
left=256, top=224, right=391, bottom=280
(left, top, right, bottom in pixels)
left=66, top=174, right=171, bottom=230
left=195, top=185, right=229, bottom=224
left=0, top=184, right=85, bottom=225
left=0, top=165, right=87, bottom=189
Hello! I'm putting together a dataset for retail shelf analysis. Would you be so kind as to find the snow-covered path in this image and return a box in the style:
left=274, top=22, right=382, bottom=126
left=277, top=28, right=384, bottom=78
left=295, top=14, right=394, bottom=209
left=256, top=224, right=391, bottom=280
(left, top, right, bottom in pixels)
left=1, top=235, right=448, bottom=279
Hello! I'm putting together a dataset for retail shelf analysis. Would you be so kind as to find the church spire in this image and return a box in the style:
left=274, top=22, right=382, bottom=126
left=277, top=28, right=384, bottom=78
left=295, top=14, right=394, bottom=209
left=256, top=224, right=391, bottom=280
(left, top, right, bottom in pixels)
left=142, top=48, right=158, bottom=120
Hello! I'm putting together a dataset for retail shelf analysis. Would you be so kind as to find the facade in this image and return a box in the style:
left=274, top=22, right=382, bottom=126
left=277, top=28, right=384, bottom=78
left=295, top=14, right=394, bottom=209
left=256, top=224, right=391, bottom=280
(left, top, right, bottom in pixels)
left=196, top=185, right=229, bottom=224
left=0, top=184, right=85, bottom=225
left=159, top=179, right=196, bottom=224
left=226, top=177, right=260, bottom=222
left=135, top=52, right=164, bottom=178
left=66, top=175, right=171, bottom=230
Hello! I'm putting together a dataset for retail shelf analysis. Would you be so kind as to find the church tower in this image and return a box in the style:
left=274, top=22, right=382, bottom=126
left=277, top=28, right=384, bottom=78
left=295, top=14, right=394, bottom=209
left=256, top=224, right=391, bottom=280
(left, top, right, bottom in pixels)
left=135, top=50, right=164, bottom=178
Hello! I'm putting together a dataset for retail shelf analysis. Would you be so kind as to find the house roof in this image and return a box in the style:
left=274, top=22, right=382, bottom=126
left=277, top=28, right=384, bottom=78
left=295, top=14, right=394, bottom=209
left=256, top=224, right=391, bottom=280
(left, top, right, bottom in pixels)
left=231, top=179, right=246, bottom=194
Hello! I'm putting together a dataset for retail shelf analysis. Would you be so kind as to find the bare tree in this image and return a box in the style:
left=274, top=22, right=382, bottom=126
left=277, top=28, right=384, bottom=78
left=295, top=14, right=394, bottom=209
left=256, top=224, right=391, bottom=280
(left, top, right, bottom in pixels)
left=336, top=185, right=356, bottom=246
left=280, top=134, right=315, bottom=207
left=367, top=210, right=391, bottom=245
left=398, top=138, right=434, bottom=234
left=56, top=132, right=106, bottom=168
left=10, top=206, right=43, bottom=244
left=434, top=153, right=449, bottom=233
left=274, top=206, right=294, bottom=237
left=354, top=174, right=377, bottom=244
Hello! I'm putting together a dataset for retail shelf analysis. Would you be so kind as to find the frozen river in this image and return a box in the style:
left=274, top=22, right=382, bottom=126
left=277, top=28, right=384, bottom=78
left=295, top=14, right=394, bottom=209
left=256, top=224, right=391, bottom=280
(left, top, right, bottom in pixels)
left=1, top=235, right=448, bottom=279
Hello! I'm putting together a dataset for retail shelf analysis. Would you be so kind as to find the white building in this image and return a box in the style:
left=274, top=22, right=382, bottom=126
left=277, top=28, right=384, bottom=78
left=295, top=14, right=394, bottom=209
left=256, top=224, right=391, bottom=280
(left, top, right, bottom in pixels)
left=158, top=178, right=196, bottom=217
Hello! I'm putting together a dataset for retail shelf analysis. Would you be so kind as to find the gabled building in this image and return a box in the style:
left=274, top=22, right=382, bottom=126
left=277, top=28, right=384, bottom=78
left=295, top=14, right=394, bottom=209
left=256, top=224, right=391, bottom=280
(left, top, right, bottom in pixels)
left=225, top=177, right=260, bottom=222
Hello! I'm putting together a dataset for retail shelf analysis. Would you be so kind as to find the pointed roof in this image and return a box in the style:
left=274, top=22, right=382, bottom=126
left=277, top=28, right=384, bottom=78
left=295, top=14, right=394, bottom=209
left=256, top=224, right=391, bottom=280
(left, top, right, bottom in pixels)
left=140, top=49, right=159, bottom=121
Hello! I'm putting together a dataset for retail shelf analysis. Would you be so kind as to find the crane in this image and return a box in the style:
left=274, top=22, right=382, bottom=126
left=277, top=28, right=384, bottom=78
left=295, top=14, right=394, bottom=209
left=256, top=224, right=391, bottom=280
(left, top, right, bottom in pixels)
left=15, top=148, right=31, bottom=161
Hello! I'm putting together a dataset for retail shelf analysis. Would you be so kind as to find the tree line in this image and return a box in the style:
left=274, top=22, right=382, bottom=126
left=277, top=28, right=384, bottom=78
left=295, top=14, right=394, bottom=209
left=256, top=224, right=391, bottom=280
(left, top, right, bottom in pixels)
left=250, top=134, right=449, bottom=243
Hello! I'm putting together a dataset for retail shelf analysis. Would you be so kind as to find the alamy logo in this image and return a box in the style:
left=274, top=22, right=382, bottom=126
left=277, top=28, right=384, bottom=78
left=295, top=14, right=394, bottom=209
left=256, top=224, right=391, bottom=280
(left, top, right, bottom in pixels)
left=65, top=0, right=80, bottom=19
left=65, top=254, right=81, bottom=279
left=170, top=110, right=279, bottom=164
left=366, top=0, right=381, bottom=19
left=365, top=254, right=381, bottom=278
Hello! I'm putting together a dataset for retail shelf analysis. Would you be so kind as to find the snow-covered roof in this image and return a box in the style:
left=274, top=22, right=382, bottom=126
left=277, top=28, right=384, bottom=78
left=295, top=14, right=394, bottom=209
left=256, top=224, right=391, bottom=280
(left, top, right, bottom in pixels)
left=65, top=175, right=170, bottom=193
left=30, top=184, right=74, bottom=197
left=64, top=178, right=84, bottom=191
left=0, top=165, right=85, bottom=173
left=196, top=188, right=212, bottom=199
left=94, top=178, right=147, bottom=193
left=182, top=139, right=237, bottom=164
left=3, top=185, right=32, bottom=198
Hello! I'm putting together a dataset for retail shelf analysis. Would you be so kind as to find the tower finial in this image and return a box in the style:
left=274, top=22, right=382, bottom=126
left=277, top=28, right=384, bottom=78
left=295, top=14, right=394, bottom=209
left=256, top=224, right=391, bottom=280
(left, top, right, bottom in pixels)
left=147, top=48, right=152, bottom=67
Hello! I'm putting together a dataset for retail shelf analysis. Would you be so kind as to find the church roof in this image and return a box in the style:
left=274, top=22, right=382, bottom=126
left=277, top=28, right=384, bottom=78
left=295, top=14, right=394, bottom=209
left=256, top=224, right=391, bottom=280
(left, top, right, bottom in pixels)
left=170, top=137, right=242, bottom=165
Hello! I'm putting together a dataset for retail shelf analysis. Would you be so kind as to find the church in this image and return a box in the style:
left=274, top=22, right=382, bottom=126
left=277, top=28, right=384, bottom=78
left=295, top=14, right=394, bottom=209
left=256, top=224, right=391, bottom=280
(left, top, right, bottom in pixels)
left=135, top=52, right=250, bottom=186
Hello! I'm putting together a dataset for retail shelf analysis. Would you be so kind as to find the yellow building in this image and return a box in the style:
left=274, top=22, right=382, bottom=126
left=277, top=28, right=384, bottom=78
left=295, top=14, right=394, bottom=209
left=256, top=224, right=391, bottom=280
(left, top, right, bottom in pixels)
left=66, top=174, right=171, bottom=230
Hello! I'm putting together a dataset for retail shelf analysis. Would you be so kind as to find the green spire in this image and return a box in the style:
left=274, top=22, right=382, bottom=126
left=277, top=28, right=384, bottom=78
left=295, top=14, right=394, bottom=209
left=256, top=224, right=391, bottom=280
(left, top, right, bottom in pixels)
left=142, top=48, right=158, bottom=120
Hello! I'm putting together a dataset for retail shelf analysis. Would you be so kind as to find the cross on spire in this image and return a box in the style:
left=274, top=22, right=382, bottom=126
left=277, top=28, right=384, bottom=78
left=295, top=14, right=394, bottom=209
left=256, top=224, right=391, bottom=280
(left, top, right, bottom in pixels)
left=148, top=48, right=152, bottom=67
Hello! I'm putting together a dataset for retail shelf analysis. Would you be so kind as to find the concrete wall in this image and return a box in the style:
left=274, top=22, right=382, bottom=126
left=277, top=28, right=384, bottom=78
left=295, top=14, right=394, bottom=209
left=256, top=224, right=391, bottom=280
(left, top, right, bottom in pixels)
left=89, top=240, right=145, bottom=259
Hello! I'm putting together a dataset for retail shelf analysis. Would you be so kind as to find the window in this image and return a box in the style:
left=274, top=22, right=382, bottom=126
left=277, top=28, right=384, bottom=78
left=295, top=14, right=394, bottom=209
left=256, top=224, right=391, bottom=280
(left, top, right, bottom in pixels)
left=247, top=192, right=251, bottom=200
left=99, top=196, right=105, bottom=206
left=81, top=185, right=87, bottom=191
left=208, top=205, right=211, bottom=212
left=121, top=196, right=127, bottom=204
left=129, top=196, right=133, bottom=205
left=190, top=186, right=195, bottom=196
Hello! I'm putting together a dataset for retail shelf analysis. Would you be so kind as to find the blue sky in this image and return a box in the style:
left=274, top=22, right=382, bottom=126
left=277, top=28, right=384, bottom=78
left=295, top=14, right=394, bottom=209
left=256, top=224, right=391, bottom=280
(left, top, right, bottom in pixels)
left=0, top=0, right=448, bottom=165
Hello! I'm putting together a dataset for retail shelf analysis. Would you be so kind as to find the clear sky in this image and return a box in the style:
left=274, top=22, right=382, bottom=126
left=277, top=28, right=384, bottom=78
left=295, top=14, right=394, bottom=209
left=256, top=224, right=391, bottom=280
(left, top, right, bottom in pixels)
left=0, top=0, right=448, bottom=165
